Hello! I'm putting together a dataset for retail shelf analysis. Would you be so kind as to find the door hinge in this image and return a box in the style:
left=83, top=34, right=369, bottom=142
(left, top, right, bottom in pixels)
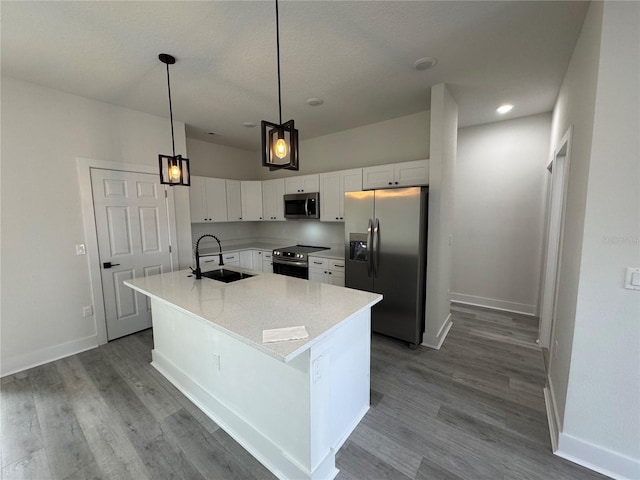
left=169, top=245, right=172, bottom=253
left=164, top=190, right=168, bottom=198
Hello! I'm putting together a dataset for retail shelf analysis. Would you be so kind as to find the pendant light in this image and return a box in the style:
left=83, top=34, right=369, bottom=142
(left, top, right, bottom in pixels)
left=261, top=0, right=299, bottom=171
left=158, top=53, right=190, bottom=186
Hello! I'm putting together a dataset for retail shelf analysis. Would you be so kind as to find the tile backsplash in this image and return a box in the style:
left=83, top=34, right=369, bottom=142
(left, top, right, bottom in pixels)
left=191, top=221, right=344, bottom=249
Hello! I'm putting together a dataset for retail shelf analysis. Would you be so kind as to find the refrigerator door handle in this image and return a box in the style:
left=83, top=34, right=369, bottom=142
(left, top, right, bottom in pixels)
left=373, top=218, right=380, bottom=277
left=366, top=218, right=373, bottom=276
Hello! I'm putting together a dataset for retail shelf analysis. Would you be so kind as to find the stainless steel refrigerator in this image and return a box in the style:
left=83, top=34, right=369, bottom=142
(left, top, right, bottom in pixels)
left=344, top=187, right=428, bottom=348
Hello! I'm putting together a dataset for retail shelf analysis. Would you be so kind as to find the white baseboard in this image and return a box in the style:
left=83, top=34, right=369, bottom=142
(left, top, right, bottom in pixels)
left=421, top=314, right=452, bottom=349
left=450, top=292, right=537, bottom=316
left=545, top=375, right=639, bottom=479
left=543, top=385, right=559, bottom=451
left=557, top=433, right=640, bottom=480
left=1, top=335, right=98, bottom=377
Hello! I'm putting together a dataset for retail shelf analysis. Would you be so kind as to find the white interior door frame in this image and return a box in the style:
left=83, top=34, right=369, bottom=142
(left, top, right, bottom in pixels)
left=538, top=126, right=573, bottom=348
left=77, top=157, right=179, bottom=345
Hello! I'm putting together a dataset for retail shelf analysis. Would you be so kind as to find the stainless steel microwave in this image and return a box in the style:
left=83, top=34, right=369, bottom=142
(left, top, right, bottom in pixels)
left=284, top=192, right=320, bottom=219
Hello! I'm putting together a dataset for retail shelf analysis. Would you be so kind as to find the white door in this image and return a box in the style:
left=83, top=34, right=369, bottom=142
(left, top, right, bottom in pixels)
left=91, top=169, right=173, bottom=340
left=539, top=129, right=572, bottom=348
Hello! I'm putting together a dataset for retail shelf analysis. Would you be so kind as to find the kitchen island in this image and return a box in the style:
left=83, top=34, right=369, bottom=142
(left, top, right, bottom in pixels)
left=124, top=268, right=382, bottom=480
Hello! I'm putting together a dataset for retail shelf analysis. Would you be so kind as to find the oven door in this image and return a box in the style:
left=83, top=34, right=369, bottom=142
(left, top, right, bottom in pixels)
left=273, top=259, right=309, bottom=279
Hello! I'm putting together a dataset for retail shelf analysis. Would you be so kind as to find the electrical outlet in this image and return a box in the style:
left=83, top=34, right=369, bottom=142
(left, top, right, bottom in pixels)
left=83, top=305, right=93, bottom=317
left=76, top=244, right=86, bottom=255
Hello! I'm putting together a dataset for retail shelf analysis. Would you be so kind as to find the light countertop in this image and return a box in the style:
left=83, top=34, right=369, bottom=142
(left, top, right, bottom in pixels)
left=308, top=247, right=345, bottom=260
left=125, top=268, right=381, bottom=363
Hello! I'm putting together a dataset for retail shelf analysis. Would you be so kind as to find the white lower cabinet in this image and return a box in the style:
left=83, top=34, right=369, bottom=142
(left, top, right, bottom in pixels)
left=240, top=250, right=253, bottom=269
left=262, top=251, right=273, bottom=273
left=308, top=257, right=345, bottom=286
left=200, top=252, right=240, bottom=271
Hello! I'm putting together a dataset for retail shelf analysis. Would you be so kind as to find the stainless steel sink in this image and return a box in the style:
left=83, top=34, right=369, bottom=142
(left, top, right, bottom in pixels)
left=200, top=269, right=254, bottom=283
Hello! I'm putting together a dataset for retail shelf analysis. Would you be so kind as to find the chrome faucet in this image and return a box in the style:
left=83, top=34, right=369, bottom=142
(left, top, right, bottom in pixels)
left=192, top=234, right=224, bottom=279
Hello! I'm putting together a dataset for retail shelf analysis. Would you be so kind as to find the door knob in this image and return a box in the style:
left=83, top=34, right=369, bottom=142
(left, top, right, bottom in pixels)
left=103, top=262, right=121, bottom=269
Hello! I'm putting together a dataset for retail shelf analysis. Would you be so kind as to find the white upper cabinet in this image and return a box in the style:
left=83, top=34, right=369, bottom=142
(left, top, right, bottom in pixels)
left=284, top=174, right=320, bottom=194
left=320, top=168, right=362, bottom=222
left=226, top=179, right=242, bottom=221
left=262, top=178, right=285, bottom=221
left=189, top=176, right=228, bottom=223
left=362, top=159, right=429, bottom=190
left=240, top=181, right=263, bottom=221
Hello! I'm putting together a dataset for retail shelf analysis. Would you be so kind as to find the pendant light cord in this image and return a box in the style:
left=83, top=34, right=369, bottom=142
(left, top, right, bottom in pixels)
left=275, top=0, right=282, bottom=126
left=165, top=62, right=176, bottom=157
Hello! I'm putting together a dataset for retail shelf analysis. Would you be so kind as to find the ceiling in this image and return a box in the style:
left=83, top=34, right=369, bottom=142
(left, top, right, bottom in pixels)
left=1, top=1, right=588, bottom=151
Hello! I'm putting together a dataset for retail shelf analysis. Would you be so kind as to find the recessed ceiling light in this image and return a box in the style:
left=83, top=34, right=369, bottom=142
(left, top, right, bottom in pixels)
left=497, top=104, right=513, bottom=114
left=413, top=57, right=437, bottom=71
left=242, top=122, right=257, bottom=128
left=306, top=98, right=323, bottom=106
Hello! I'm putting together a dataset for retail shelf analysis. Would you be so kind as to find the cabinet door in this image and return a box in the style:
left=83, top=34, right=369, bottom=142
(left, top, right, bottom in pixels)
left=394, top=159, right=429, bottom=187
left=284, top=177, right=302, bottom=194
left=362, top=164, right=394, bottom=190
left=226, top=180, right=242, bottom=221
left=239, top=250, right=253, bottom=269
left=252, top=250, right=263, bottom=271
left=241, top=181, right=263, bottom=221
left=285, top=175, right=319, bottom=194
left=205, top=178, right=228, bottom=222
left=301, top=175, right=320, bottom=193
left=328, top=271, right=345, bottom=287
left=339, top=169, right=363, bottom=220
left=262, top=178, right=285, bottom=221
left=309, top=268, right=327, bottom=284
left=320, top=172, right=340, bottom=222
left=189, top=176, right=209, bottom=223
left=262, top=251, right=273, bottom=273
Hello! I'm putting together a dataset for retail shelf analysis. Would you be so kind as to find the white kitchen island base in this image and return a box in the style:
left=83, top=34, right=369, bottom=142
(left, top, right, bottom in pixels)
left=148, top=297, right=372, bottom=480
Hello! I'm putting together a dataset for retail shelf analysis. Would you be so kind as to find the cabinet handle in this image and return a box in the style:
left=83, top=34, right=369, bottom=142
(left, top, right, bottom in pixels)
left=329, top=272, right=332, bottom=275
left=394, top=181, right=399, bottom=185
left=259, top=217, right=262, bottom=220
left=340, top=217, right=344, bottom=220
left=388, top=182, right=392, bottom=185
left=313, top=261, right=323, bottom=265
left=334, top=264, right=344, bottom=268
left=239, top=217, right=242, bottom=220
left=336, top=217, right=339, bottom=220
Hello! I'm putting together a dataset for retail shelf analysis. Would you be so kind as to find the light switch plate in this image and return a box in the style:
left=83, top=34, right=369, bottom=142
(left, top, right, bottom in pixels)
left=624, top=267, right=640, bottom=290
left=76, top=244, right=86, bottom=255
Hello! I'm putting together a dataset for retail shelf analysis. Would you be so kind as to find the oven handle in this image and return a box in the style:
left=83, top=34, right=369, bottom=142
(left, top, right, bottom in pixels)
left=273, top=258, right=308, bottom=268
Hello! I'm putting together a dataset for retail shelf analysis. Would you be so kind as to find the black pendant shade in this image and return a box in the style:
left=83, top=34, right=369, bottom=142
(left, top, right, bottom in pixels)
left=261, top=0, right=299, bottom=171
left=158, top=53, right=190, bottom=186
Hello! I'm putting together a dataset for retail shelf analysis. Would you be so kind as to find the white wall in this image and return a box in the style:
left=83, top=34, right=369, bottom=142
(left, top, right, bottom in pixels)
left=452, top=113, right=551, bottom=315
left=557, top=2, right=639, bottom=477
left=187, top=137, right=260, bottom=180
left=0, top=77, right=190, bottom=376
left=257, top=111, right=430, bottom=179
left=546, top=0, right=603, bottom=433
left=423, top=84, right=457, bottom=348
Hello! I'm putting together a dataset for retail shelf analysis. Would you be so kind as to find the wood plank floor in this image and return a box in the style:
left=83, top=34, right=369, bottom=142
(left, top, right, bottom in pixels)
left=1, top=304, right=605, bottom=480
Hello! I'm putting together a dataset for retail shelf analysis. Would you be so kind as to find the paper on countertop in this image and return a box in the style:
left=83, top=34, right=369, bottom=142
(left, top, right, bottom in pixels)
left=262, top=326, right=309, bottom=343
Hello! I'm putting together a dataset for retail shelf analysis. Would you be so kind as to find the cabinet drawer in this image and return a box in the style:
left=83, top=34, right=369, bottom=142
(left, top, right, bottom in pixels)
left=330, top=259, right=345, bottom=270
left=200, top=256, right=220, bottom=272
left=223, top=253, right=239, bottom=263
left=309, top=257, right=328, bottom=268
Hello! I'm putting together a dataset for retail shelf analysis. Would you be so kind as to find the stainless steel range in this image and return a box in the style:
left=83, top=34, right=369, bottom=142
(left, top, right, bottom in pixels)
left=272, top=245, right=330, bottom=279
